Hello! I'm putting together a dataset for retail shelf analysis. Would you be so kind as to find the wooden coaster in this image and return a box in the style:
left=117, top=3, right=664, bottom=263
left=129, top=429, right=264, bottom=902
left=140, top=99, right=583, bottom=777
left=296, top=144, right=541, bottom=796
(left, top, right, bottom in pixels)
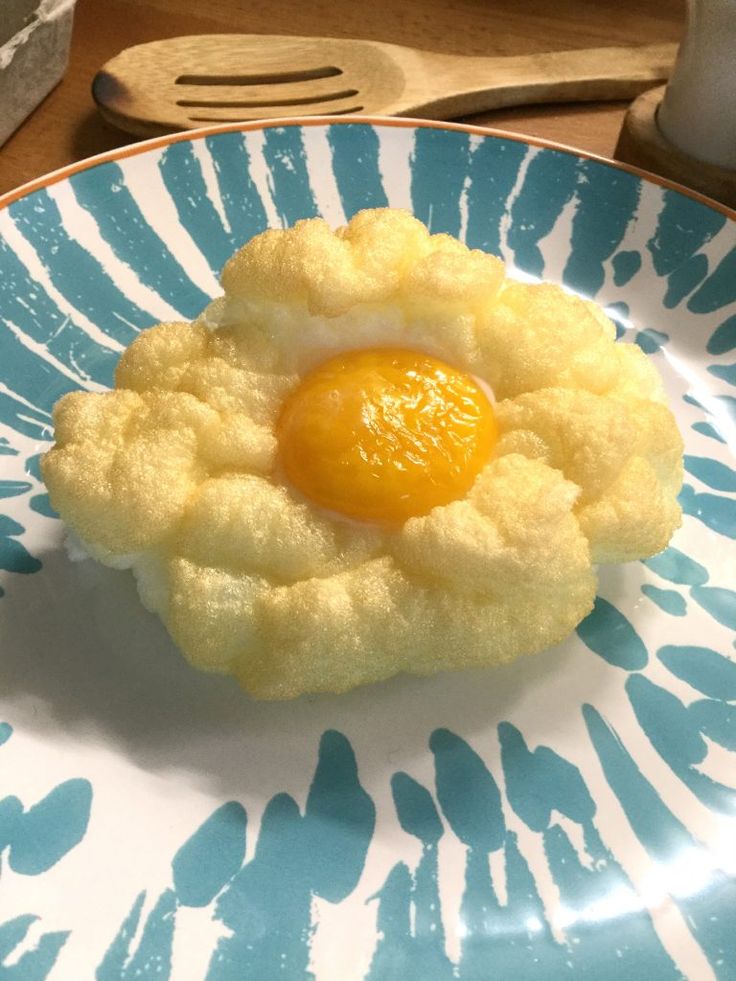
left=615, top=85, right=736, bottom=210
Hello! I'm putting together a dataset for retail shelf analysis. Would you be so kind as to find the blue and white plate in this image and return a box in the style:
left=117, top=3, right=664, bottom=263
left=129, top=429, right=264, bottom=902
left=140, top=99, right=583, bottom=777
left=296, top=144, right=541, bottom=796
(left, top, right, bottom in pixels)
left=0, top=118, right=735, bottom=981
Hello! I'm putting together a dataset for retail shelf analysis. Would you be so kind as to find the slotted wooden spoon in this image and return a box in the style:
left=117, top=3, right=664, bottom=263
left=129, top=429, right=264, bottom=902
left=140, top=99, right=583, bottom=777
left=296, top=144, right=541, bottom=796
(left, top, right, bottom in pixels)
left=93, top=35, right=677, bottom=138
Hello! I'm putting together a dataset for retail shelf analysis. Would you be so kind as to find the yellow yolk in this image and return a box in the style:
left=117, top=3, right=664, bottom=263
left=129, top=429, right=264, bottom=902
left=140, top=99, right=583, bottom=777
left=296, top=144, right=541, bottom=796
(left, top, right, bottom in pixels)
left=277, top=348, right=497, bottom=524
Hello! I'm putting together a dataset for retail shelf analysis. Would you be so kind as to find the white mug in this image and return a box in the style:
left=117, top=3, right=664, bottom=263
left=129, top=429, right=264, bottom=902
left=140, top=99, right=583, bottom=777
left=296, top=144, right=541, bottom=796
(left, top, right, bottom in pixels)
left=658, top=0, right=736, bottom=169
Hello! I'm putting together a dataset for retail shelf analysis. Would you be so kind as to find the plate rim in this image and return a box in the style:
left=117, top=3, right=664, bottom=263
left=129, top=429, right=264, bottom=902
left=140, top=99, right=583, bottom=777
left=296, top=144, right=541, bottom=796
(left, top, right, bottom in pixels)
left=1, top=113, right=735, bottom=221
left=0, top=110, right=734, bottom=981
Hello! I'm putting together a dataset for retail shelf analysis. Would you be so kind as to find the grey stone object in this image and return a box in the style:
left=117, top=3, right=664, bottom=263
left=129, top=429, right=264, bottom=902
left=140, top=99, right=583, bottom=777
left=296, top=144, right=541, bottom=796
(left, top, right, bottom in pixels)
left=0, top=0, right=77, bottom=148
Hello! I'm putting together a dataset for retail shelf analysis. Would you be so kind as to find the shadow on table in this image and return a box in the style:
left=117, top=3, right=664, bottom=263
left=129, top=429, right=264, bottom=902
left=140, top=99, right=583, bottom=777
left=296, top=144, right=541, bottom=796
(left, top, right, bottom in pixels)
left=71, top=106, right=139, bottom=169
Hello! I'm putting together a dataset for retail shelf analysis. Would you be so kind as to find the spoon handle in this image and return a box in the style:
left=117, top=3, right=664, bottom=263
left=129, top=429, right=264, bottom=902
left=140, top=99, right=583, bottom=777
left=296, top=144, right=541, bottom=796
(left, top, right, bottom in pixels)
left=399, top=44, right=677, bottom=119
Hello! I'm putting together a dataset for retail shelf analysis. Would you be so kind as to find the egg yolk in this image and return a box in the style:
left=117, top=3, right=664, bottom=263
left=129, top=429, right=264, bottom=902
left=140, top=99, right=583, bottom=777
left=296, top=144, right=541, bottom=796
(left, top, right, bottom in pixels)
left=277, top=348, right=497, bottom=524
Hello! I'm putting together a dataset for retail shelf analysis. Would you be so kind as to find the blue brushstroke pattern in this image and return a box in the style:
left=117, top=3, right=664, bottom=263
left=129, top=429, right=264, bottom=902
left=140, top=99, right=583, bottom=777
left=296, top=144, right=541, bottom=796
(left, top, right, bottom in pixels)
left=0, top=232, right=122, bottom=390
left=692, top=420, right=726, bottom=444
left=0, top=752, right=90, bottom=977
left=120, top=890, right=177, bottom=980
left=500, top=722, right=595, bottom=832
left=262, top=126, right=319, bottom=227
left=612, top=249, right=641, bottom=286
left=206, top=730, right=374, bottom=979
left=641, top=584, right=686, bottom=616
left=209, top=793, right=308, bottom=980
left=24, top=453, right=56, bottom=518
left=690, top=585, right=736, bottom=630
left=679, top=484, right=736, bottom=539
left=300, top=730, right=376, bottom=903
left=97, top=889, right=177, bottom=981
left=29, top=495, right=58, bottom=519
left=499, top=723, right=681, bottom=978
left=328, top=124, right=388, bottom=217
left=576, top=596, right=648, bottom=669
left=647, top=190, right=725, bottom=277
left=464, top=138, right=529, bottom=256
left=8, top=190, right=154, bottom=344
left=0, top=514, right=42, bottom=574
left=158, top=141, right=235, bottom=278
left=0, top=796, right=22, bottom=852
left=690, top=700, right=736, bottom=750
left=367, top=773, right=452, bottom=980
left=707, top=314, right=736, bottom=356
left=5, top=778, right=92, bottom=875
left=584, top=703, right=736, bottom=969
left=684, top=455, right=736, bottom=492
left=606, top=300, right=630, bottom=340
left=688, top=246, right=736, bottom=314
left=635, top=329, right=669, bottom=354
left=0, top=915, right=69, bottom=980
left=90, top=719, right=734, bottom=978
left=410, top=128, right=471, bottom=237
left=0, top=723, right=12, bottom=746
left=643, top=546, right=709, bottom=586
left=71, top=162, right=212, bottom=316
left=626, top=674, right=736, bottom=813
left=663, top=253, right=709, bottom=308
left=431, top=728, right=525, bottom=980
left=205, top=133, right=268, bottom=246
left=367, top=862, right=417, bottom=981
left=563, top=161, right=640, bottom=297
left=0, top=480, right=32, bottom=499
left=96, top=892, right=146, bottom=981
left=658, top=645, right=736, bottom=701
left=430, top=730, right=559, bottom=977
left=507, top=149, right=578, bottom=277
left=585, top=701, right=692, bottom=863
left=0, top=391, right=50, bottom=441
left=708, top=363, right=736, bottom=387
left=431, top=728, right=503, bottom=851
left=0, top=915, right=37, bottom=962
left=0, top=324, right=102, bottom=418
left=684, top=392, right=736, bottom=431
left=172, top=802, right=246, bottom=908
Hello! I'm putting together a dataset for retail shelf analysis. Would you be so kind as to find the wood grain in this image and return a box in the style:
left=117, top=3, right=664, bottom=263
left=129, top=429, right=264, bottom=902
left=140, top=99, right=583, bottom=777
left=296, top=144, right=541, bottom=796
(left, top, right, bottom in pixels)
left=616, top=86, right=736, bottom=209
left=0, top=0, right=685, bottom=195
left=93, top=36, right=676, bottom=137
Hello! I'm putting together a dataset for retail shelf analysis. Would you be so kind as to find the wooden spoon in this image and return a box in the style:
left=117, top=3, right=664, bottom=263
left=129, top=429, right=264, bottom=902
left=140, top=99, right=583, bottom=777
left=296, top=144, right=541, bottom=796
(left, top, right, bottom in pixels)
left=93, top=35, right=677, bottom=138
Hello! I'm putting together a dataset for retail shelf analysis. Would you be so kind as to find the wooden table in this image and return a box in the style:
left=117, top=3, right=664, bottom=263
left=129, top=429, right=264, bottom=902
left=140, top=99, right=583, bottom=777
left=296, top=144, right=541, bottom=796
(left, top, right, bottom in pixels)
left=0, top=0, right=685, bottom=196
